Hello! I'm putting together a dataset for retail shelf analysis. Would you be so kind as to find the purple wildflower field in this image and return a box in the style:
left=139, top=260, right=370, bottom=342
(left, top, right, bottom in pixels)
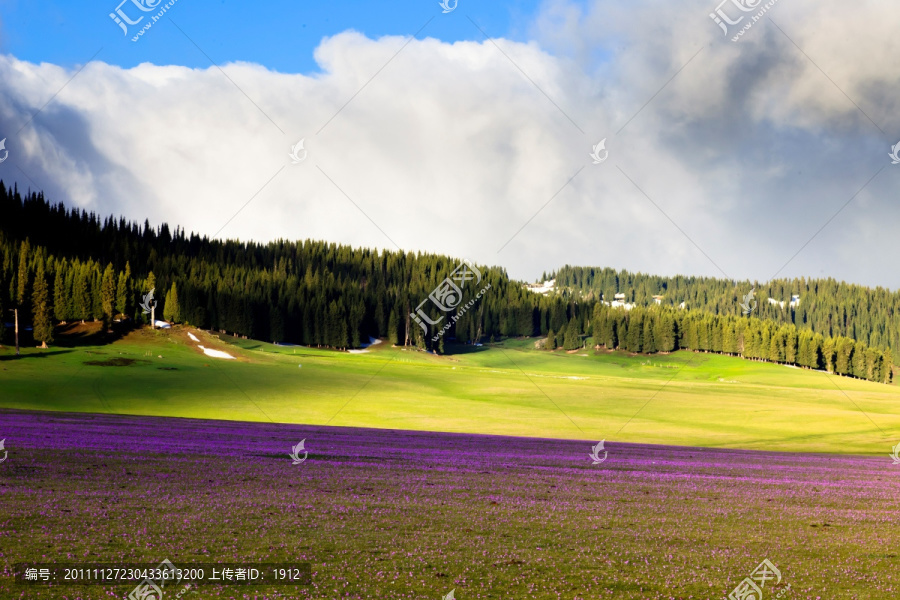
left=1, top=408, right=899, bottom=599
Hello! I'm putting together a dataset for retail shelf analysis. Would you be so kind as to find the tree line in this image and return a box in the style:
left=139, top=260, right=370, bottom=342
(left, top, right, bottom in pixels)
left=0, top=182, right=544, bottom=351
left=0, top=181, right=891, bottom=383
left=551, top=265, right=900, bottom=358
left=586, top=303, right=892, bottom=383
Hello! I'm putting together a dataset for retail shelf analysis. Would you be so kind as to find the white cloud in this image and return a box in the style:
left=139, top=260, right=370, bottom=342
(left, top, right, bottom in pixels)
left=0, top=0, right=898, bottom=288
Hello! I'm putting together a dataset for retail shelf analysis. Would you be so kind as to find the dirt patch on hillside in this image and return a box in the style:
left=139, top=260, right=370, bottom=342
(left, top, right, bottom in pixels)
left=84, top=357, right=141, bottom=367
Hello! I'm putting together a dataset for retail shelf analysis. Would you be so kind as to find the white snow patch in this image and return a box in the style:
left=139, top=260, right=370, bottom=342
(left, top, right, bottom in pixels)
left=197, top=345, right=235, bottom=360
left=347, top=349, right=369, bottom=354
left=187, top=332, right=199, bottom=342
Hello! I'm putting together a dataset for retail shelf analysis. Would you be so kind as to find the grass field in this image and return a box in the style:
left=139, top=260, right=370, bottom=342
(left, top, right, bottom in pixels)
left=3, top=409, right=899, bottom=599
left=4, top=325, right=900, bottom=599
left=2, top=324, right=898, bottom=454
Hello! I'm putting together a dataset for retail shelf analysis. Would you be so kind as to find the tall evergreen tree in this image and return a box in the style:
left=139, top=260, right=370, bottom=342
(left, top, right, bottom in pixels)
left=101, top=263, right=117, bottom=329
left=16, top=239, right=29, bottom=307
left=563, top=319, right=579, bottom=350
left=163, top=282, right=180, bottom=323
left=116, top=263, right=131, bottom=318
left=53, top=265, right=68, bottom=322
left=31, top=259, right=53, bottom=347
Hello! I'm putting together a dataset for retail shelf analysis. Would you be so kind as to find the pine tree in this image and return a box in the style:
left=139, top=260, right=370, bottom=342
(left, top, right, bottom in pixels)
left=784, top=327, right=798, bottom=364
left=101, top=263, right=116, bottom=329
left=835, top=338, right=853, bottom=375
left=642, top=313, right=657, bottom=353
left=163, top=282, right=180, bottom=323
left=116, top=264, right=130, bottom=318
left=387, top=309, right=400, bottom=345
left=546, top=328, right=556, bottom=350
left=655, top=312, right=676, bottom=352
left=53, top=265, right=68, bottom=322
left=16, top=239, right=30, bottom=307
left=563, top=319, right=579, bottom=350
left=626, top=309, right=643, bottom=353
left=73, top=264, right=91, bottom=323
left=31, top=259, right=53, bottom=347
left=852, top=341, right=867, bottom=379
left=91, top=268, right=103, bottom=321
left=591, top=304, right=605, bottom=347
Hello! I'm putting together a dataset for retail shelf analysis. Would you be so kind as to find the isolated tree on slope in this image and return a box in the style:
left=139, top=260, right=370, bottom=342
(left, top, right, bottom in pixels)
left=31, top=259, right=53, bottom=348
left=164, top=282, right=180, bottom=323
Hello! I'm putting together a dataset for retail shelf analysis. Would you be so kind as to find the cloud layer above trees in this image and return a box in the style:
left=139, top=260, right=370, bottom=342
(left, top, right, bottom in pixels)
left=0, top=0, right=898, bottom=286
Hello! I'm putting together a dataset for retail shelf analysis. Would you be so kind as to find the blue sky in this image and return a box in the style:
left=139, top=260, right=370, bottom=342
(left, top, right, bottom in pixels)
left=0, top=0, right=544, bottom=72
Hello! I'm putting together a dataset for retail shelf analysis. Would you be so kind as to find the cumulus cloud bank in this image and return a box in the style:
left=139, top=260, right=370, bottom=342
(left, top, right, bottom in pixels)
left=0, top=0, right=898, bottom=287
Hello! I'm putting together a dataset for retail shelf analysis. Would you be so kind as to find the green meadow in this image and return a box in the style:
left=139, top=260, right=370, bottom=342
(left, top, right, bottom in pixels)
left=4, top=326, right=899, bottom=454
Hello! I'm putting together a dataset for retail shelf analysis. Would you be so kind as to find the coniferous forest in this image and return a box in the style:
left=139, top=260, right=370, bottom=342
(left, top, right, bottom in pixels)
left=553, top=265, right=900, bottom=356
left=0, top=181, right=892, bottom=383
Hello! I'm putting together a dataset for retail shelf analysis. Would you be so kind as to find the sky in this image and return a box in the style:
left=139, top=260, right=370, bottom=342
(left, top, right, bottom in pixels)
left=0, top=0, right=898, bottom=288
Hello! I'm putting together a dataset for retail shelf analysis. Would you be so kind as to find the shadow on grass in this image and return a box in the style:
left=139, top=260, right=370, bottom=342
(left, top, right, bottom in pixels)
left=51, top=321, right=133, bottom=348
left=0, top=350, right=74, bottom=361
left=443, top=342, right=493, bottom=356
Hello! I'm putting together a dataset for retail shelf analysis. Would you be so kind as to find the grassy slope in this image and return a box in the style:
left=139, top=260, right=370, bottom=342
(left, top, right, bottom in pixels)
left=3, top=326, right=898, bottom=454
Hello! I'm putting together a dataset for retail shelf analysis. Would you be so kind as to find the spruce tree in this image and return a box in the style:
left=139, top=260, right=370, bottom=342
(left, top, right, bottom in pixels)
left=163, top=282, right=180, bottom=323
left=387, top=308, right=400, bottom=346
left=642, top=314, right=656, bottom=353
left=91, top=268, right=103, bottom=321
left=563, top=319, right=579, bottom=350
left=16, top=239, right=30, bottom=307
left=73, top=265, right=91, bottom=323
left=31, top=259, right=53, bottom=347
left=53, top=266, right=68, bottom=322
left=626, top=310, right=643, bottom=353
left=101, top=263, right=116, bottom=329
left=116, top=272, right=128, bottom=317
